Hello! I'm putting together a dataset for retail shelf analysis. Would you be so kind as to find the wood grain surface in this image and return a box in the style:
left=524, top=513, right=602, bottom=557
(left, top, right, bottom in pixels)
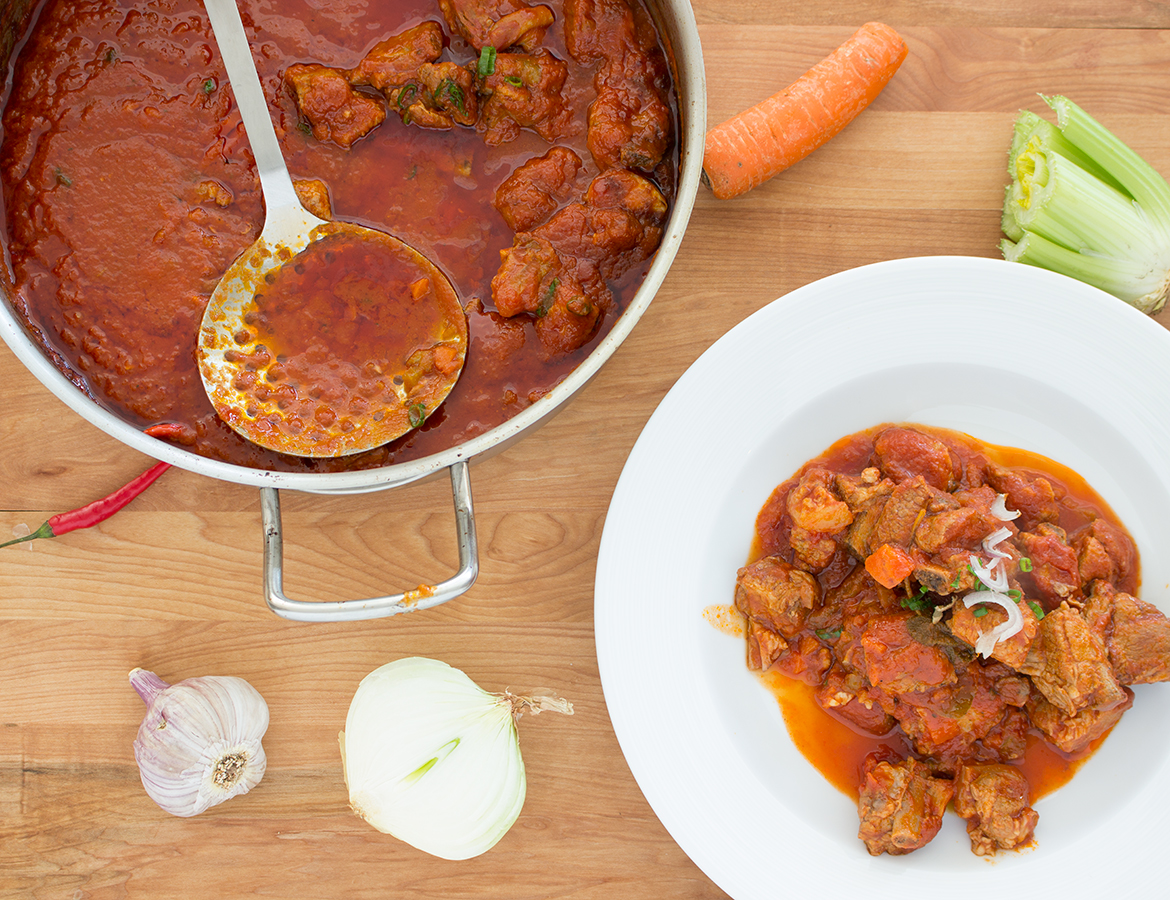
left=4, top=2, right=1170, bottom=897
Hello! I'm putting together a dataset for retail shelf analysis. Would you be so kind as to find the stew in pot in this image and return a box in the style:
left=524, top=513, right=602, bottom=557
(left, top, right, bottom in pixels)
left=1, top=0, right=676, bottom=470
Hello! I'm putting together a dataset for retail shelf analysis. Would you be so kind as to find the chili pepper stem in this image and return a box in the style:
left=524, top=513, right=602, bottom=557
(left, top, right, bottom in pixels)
left=0, top=520, right=55, bottom=549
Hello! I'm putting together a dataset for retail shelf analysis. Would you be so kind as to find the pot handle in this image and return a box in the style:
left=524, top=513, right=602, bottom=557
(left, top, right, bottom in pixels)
left=259, top=460, right=479, bottom=622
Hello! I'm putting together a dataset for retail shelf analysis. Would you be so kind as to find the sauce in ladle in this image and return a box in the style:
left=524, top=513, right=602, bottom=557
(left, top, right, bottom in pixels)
left=196, top=0, right=466, bottom=458
left=206, top=227, right=467, bottom=457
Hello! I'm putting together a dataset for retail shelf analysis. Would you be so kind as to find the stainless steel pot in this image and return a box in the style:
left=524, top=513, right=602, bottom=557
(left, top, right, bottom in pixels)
left=0, top=0, right=706, bottom=621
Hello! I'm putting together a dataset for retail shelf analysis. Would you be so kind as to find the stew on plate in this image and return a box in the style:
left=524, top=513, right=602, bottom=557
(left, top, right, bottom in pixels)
left=734, top=424, right=1170, bottom=856
left=1, top=0, right=676, bottom=469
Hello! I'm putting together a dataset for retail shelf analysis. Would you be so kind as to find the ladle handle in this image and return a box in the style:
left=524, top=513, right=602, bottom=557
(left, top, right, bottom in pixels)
left=258, top=461, right=480, bottom=622
left=202, top=0, right=302, bottom=217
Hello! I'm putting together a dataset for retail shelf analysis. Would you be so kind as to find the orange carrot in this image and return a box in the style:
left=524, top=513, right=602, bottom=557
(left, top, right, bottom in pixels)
left=702, top=22, right=909, bottom=200
left=864, top=543, right=915, bottom=589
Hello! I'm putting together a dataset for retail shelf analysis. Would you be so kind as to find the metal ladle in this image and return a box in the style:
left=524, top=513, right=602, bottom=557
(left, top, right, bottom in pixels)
left=197, top=0, right=467, bottom=458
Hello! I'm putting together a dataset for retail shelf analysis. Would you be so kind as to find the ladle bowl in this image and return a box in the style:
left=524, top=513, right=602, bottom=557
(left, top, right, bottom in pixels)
left=197, top=0, right=467, bottom=458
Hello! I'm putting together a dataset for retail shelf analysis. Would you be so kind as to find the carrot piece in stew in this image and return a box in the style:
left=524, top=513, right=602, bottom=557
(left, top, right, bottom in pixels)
left=702, top=21, right=908, bottom=200
left=864, top=542, right=916, bottom=589
left=1, top=461, right=171, bottom=549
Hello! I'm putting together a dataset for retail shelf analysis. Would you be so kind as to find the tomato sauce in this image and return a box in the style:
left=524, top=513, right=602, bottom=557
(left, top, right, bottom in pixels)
left=1, top=0, right=676, bottom=470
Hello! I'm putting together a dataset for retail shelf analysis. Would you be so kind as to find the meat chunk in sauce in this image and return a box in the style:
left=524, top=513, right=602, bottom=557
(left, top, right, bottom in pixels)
left=439, top=0, right=554, bottom=51
left=491, top=168, right=666, bottom=353
left=346, top=22, right=445, bottom=92
left=953, top=764, right=1038, bottom=856
left=738, top=423, right=1170, bottom=857
left=1085, top=581, right=1170, bottom=684
left=389, top=62, right=480, bottom=129
left=857, top=755, right=954, bottom=856
left=284, top=64, right=386, bottom=148
left=873, top=426, right=958, bottom=490
left=1017, top=524, right=1082, bottom=605
left=538, top=168, right=667, bottom=279
left=1072, top=518, right=1137, bottom=589
left=949, top=595, right=1041, bottom=670
left=563, top=0, right=672, bottom=172
left=734, top=556, right=821, bottom=642
left=494, top=147, right=583, bottom=232
left=985, top=462, right=1061, bottom=531
left=1017, top=603, right=1128, bottom=716
left=1027, top=688, right=1133, bottom=754
left=856, top=612, right=957, bottom=696
left=478, top=51, right=572, bottom=145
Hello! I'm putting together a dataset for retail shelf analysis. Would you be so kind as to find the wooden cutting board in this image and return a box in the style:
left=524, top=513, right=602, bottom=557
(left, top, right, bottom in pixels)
left=4, top=1, right=1170, bottom=897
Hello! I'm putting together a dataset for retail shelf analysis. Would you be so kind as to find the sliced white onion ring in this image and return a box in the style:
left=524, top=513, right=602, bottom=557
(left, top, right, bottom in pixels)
left=990, top=493, right=1021, bottom=521
left=981, top=526, right=1015, bottom=560
left=969, top=553, right=1009, bottom=592
left=963, top=590, right=1025, bottom=658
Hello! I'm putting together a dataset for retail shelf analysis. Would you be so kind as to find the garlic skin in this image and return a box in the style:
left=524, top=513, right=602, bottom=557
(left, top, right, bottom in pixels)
left=129, top=668, right=269, bottom=817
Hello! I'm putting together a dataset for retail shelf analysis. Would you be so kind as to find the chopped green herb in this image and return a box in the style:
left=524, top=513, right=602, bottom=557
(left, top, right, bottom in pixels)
left=972, top=607, right=989, bottom=618
left=477, top=46, right=497, bottom=79
left=296, top=121, right=312, bottom=135
left=1028, top=600, right=1046, bottom=620
left=504, top=75, right=523, bottom=87
left=202, top=77, right=217, bottom=95
left=397, top=83, right=420, bottom=111
left=1019, top=556, right=1033, bottom=572
left=408, top=403, right=427, bottom=429
left=54, top=168, right=72, bottom=187
left=103, top=47, right=117, bottom=65
left=536, top=277, right=559, bottom=317
left=433, top=79, right=467, bottom=116
left=406, top=164, right=418, bottom=180
left=815, top=628, right=842, bottom=642
left=900, top=595, right=929, bottom=613
left=950, top=571, right=964, bottom=590
left=566, top=296, right=592, bottom=317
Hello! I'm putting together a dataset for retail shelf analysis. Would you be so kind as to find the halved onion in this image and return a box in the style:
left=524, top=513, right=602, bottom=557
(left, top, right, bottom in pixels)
left=339, top=657, right=572, bottom=860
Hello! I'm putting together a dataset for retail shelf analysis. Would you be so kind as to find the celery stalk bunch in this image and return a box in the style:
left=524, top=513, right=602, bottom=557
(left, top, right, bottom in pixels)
left=1001, top=95, right=1170, bottom=314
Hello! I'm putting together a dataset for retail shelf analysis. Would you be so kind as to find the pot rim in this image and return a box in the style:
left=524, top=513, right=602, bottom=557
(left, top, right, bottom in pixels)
left=0, top=0, right=706, bottom=495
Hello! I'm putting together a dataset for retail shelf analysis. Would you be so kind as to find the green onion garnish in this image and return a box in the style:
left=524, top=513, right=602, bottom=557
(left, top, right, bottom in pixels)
left=477, top=46, right=497, bottom=79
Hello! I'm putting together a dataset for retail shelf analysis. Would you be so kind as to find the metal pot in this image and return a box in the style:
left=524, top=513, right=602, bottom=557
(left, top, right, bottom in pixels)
left=0, top=0, right=706, bottom=621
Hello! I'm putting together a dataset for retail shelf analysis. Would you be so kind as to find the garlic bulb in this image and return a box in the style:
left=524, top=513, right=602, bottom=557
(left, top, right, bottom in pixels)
left=129, top=667, right=269, bottom=817
left=340, top=657, right=573, bottom=860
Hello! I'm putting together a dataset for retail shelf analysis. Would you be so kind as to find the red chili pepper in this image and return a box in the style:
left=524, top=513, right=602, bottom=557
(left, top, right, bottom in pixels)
left=1, top=461, right=172, bottom=549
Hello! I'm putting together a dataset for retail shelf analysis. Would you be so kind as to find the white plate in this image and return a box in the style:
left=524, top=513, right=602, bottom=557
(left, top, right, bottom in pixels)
left=595, top=256, right=1170, bottom=899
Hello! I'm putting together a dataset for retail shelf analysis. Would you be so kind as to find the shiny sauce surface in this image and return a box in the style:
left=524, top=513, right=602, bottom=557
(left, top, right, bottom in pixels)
left=1, top=0, right=675, bottom=470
